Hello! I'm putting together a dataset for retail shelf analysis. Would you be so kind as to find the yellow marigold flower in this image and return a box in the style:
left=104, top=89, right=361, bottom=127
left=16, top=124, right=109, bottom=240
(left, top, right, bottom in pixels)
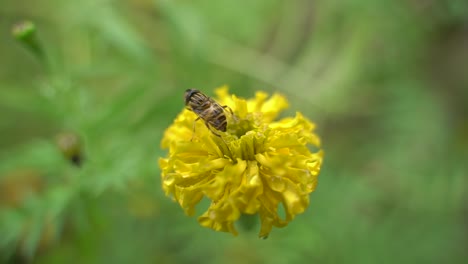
left=159, top=86, right=323, bottom=238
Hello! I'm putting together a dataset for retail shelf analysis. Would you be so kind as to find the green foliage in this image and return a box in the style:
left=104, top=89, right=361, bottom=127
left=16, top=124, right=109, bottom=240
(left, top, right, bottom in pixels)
left=1, top=0, right=467, bottom=263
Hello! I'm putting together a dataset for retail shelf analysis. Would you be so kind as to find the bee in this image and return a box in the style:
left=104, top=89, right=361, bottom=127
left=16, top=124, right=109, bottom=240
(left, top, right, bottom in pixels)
left=184, top=89, right=234, bottom=137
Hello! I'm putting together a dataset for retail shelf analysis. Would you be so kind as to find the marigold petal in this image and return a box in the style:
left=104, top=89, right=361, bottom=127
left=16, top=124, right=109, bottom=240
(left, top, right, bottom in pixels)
left=174, top=185, right=204, bottom=216
left=280, top=178, right=309, bottom=220
left=214, top=85, right=235, bottom=107
left=198, top=210, right=238, bottom=235
left=259, top=93, right=289, bottom=122
left=230, top=161, right=263, bottom=214
left=202, top=160, right=247, bottom=201
left=247, top=91, right=269, bottom=113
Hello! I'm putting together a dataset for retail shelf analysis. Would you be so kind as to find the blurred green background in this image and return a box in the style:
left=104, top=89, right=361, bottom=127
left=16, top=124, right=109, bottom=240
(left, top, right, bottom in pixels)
left=1, top=0, right=467, bottom=263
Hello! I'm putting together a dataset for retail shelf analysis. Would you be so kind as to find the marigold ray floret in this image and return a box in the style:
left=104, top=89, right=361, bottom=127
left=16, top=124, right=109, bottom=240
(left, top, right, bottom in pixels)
left=159, top=86, right=323, bottom=238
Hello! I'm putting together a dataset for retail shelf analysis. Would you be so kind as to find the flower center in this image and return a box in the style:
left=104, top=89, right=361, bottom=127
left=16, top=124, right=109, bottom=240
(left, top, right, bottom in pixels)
left=213, top=113, right=267, bottom=162
left=226, top=113, right=260, bottom=139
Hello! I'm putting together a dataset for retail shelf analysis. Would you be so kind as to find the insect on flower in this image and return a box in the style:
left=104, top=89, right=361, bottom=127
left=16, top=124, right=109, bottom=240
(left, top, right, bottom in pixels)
left=161, top=86, right=323, bottom=238
left=184, top=89, right=235, bottom=138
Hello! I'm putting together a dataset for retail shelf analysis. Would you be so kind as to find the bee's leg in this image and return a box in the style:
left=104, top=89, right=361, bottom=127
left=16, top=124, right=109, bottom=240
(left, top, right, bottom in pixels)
left=191, top=117, right=201, bottom=141
left=205, top=122, right=233, bottom=159
left=205, top=122, right=222, bottom=137
left=222, top=105, right=238, bottom=121
left=222, top=105, right=234, bottom=115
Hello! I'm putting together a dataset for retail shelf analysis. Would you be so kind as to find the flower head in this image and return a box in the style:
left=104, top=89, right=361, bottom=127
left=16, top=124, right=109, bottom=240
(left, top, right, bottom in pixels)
left=159, top=86, right=323, bottom=238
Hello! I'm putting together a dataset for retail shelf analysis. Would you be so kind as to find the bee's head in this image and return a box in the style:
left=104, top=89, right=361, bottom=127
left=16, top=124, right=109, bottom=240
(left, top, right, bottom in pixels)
left=184, top=89, right=199, bottom=105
